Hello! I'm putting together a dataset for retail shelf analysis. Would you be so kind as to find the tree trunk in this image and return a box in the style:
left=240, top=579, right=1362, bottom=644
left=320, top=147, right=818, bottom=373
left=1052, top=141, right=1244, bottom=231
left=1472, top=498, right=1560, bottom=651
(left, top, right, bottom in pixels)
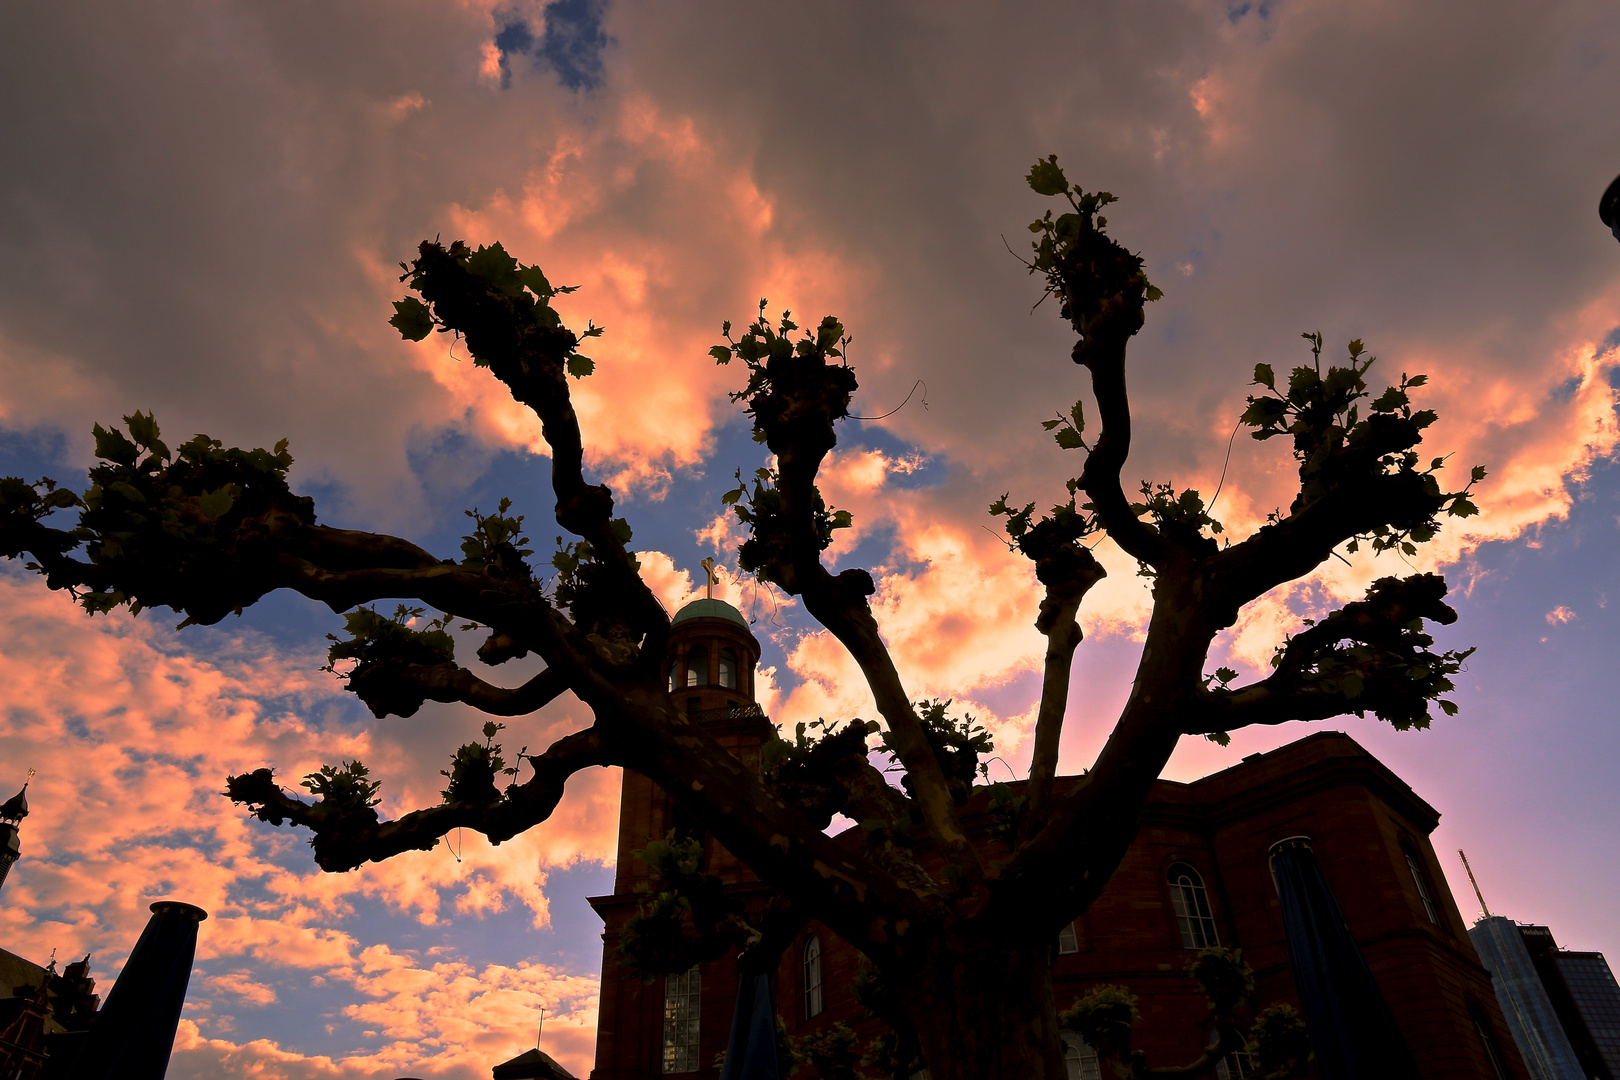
left=898, top=935, right=1067, bottom=1080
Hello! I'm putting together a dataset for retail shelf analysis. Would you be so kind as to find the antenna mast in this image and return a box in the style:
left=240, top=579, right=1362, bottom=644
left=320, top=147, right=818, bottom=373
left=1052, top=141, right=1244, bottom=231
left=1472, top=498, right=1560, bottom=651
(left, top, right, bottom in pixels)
left=1459, top=849, right=1491, bottom=918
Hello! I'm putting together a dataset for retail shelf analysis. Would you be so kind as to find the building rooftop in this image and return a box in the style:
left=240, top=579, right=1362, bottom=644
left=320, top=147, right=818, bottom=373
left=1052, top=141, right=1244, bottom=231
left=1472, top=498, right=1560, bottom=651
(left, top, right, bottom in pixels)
left=671, top=598, right=748, bottom=628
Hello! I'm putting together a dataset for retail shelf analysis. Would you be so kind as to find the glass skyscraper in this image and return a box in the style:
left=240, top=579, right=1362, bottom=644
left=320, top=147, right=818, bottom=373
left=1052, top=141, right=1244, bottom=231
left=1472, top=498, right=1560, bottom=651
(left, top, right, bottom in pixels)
left=1556, top=952, right=1620, bottom=1077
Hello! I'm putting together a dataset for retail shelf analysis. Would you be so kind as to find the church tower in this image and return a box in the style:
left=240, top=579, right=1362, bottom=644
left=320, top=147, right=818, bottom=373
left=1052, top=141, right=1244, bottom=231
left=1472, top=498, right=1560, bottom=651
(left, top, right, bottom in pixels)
left=588, top=589, right=775, bottom=1079
left=0, top=772, right=31, bottom=896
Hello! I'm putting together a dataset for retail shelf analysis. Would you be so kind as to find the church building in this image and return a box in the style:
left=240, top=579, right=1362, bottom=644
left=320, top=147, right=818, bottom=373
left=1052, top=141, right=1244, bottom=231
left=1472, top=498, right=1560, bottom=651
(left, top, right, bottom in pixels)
left=587, top=596, right=1529, bottom=1080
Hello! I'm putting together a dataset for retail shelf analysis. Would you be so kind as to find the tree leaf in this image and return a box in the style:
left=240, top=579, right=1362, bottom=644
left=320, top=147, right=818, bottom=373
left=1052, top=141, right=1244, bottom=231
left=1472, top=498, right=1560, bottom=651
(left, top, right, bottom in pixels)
left=1025, top=155, right=1069, bottom=197
left=1253, top=363, right=1275, bottom=390
left=92, top=423, right=139, bottom=465
left=517, top=264, right=556, bottom=299
left=566, top=354, right=595, bottom=379
left=195, top=484, right=237, bottom=522
left=389, top=298, right=434, bottom=342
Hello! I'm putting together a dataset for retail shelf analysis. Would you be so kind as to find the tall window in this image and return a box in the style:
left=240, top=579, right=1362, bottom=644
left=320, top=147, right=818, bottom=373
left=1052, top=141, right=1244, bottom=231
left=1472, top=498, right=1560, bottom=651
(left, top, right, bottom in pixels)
left=1402, top=839, right=1442, bottom=926
left=803, top=934, right=824, bottom=1018
left=1168, top=862, right=1219, bottom=949
left=1062, top=1036, right=1101, bottom=1080
left=1057, top=921, right=1079, bottom=955
left=1471, top=1009, right=1512, bottom=1080
left=685, top=646, right=709, bottom=688
left=718, top=647, right=738, bottom=690
left=668, top=658, right=678, bottom=693
left=1215, top=1050, right=1254, bottom=1078
left=662, top=965, right=701, bottom=1073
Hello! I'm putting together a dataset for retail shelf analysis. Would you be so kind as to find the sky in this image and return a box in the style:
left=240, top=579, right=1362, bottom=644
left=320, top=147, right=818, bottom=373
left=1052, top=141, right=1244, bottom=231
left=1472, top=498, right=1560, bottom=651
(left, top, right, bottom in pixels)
left=2, top=0, right=1619, bottom=1075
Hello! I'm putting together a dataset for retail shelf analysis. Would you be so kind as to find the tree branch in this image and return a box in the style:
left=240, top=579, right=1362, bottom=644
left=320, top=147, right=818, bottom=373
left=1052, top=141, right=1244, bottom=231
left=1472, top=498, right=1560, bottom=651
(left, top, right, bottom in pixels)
left=1187, top=573, right=1468, bottom=736
left=717, top=309, right=987, bottom=892
left=1074, top=336, right=1165, bottom=568
left=226, top=727, right=610, bottom=872
left=345, top=660, right=570, bottom=720
left=1018, top=522, right=1107, bottom=836
left=402, top=242, right=668, bottom=659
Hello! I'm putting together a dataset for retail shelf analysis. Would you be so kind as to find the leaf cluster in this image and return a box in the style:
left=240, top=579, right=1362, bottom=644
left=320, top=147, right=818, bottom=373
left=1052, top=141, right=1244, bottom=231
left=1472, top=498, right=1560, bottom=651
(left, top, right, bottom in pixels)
left=323, top=604, right=459, bottom=719
left=460, top=496, right=534, bottom=578
left=1022, top=156, right=1160, bottom=350
left=1, top=412, right=311, bottom=625
left=0, top=476, right=84, bottom=568
left=548, top=518, right=642, bottom=636
left=440, top=720, right=520, bottom=805
left=1266, top=573, right=1474, bottom=729
left=299, top=760, right=382, bottom=814
left=760, top=717, right=882, bottom=831
left=1248, top=1005, right=1312, bottom=1077
left=618, top=831, right=738, bottom=978
left=1243, top=335, right=1483, bottom=555
left=1059, top=950, right=1309, bottom=1078
left=710, top=302, right=850, bottom=419
left=1186, top=946, right=1254, bottom=1014
left=1059, top=984, right=1140, bottom=1060
left=1130, top=482, right=1224, bottom=567
left=723, top=465, right=853, bottom=579
left=878, top=700, right=992, bottom=807
left=787, top=1022, right=871, bottom=1080
left=392, top=241, right=602, bottom=379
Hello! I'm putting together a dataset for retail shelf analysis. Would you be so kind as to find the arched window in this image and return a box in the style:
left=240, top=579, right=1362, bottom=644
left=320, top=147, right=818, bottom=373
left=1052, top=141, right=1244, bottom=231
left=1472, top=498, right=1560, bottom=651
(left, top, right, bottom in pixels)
left=685, top=645, right=709, bottom=688
left=1057, top=921, right=1079, bottom=955
left=1401, top=838, right=1442, bottom=926
left=1168, top=862, right=1219, bottom=949
left=1215, top=1050, right=1255, bottom=1078
left=668, top=658, right=678, bottom=693
left=718, top=647, right=738, bottom=690
left=803, top=934, right=824, bottom=1018
left=662, top=965, right=701, bottom=1073
left=1061, top=1035, right=1101, bottom=1080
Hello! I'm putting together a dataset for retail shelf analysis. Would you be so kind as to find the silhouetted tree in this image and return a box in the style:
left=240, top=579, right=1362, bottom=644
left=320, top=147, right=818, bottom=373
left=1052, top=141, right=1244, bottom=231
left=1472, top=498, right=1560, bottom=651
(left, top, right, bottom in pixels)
left=0, top=159, right=1479, bottom=1079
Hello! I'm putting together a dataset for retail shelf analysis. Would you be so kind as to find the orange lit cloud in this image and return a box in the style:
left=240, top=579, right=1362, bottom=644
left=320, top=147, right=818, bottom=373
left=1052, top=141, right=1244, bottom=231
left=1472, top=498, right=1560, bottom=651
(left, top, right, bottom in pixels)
left=0, top=569, right=609, bottom=1074
left=394, top=92, right=867, bottom=498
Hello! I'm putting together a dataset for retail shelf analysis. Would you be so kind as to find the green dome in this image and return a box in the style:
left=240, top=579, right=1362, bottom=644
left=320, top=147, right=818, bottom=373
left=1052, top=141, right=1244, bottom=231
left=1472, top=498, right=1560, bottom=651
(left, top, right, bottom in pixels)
left=671, top=598, right=748, bottom=627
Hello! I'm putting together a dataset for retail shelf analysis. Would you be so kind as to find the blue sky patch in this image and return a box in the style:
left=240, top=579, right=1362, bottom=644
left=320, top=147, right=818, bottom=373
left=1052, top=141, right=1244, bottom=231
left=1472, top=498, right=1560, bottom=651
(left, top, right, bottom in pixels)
left=492, top=0, right=610, bottom=92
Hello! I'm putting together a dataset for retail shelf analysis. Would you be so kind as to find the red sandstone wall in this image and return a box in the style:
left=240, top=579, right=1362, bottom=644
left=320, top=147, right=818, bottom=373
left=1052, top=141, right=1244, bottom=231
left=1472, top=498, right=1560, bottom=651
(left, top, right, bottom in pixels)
left=590, top=731, right=1527, bottom=1080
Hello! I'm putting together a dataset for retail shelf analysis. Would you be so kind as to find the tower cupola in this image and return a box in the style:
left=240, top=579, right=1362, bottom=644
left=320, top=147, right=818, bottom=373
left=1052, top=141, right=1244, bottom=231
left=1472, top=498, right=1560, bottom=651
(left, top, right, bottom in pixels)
left=667, top=597, right=761, bottom=719
left=0, top=771, right=32, bottom=895
left=666, top=560, right=762, bottom=722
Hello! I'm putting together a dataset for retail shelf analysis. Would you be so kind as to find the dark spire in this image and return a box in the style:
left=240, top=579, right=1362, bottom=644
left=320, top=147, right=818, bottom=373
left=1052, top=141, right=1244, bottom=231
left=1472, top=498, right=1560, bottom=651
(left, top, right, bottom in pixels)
left=0, top=778, right=30, bottom=824
left=0, top=771, right=31, bottom=896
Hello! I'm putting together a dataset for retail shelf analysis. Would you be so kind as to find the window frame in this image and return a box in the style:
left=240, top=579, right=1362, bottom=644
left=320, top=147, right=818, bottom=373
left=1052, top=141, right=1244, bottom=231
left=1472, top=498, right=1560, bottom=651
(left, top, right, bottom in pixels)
left=1167, top=861, right=1220, bottom=949
left=662, top=965, right=702, bottom=1074
left=1400, top=836, right=1445, bottom=929
left=684, top=645, right=709, bottom=688
left=803, top=933, right=825, bottom=1019
left=1060, top=1034, right=1101, bottom=1080
left=718, top=647, right=738, bottom=690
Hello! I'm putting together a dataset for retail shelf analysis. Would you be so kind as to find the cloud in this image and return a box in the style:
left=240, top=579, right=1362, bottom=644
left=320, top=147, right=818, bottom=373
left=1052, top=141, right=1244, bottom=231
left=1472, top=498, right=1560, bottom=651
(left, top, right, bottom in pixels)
left=1547, top=605, right=1578, bottom=625
left=5, top=0, right=1620, bottom=1070
left=0, top=569, right=609, bottom=1073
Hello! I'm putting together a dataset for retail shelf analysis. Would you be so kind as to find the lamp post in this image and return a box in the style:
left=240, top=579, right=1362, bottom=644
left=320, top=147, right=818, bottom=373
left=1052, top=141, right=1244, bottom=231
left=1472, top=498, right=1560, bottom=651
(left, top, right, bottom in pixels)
left=1601, top=173, right=1620, bottom=242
